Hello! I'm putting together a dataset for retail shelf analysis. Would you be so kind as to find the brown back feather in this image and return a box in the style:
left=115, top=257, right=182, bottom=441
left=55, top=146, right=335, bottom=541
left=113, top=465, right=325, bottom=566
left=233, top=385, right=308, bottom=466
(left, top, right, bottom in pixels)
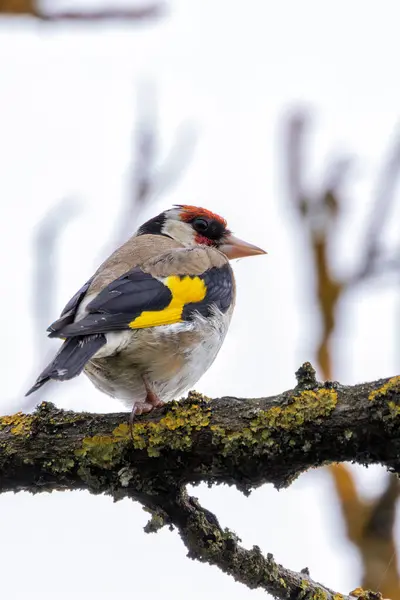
left=88, top=235, right=230, bottom=296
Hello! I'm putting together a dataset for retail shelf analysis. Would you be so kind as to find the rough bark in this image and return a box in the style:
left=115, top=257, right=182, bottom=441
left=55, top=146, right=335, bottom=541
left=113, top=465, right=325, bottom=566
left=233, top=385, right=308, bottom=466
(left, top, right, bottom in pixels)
left=1, top=363, right=398, bottom=599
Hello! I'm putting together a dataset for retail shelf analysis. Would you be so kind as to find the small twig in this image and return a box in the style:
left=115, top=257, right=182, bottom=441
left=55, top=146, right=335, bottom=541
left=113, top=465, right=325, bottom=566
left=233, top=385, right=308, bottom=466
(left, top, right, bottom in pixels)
left=32, top=198, right=81, bottom=341
left=27, top=198, right=81, bottom=407
left=151, top=122, right=198, bottom=196
left=102, top=84, right=197, bottom=255
left=285, top=110, right=309, bottom=216
left=362, top=475, right=400, bottom=592
left=0, top=0, right=165, bottom=20
left=351, top=126, right=400, bottom=284
left=38, top=6, right=165, bottom=22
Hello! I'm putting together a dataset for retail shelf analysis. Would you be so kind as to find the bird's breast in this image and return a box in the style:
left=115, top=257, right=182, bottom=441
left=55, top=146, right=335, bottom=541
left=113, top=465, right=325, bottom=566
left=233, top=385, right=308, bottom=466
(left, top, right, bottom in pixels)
left=85, top=305, right=233, bottom=406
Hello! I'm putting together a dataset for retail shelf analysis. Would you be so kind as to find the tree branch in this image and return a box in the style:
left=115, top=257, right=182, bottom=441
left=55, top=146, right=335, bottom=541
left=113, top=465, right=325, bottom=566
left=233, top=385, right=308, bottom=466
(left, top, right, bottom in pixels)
left=1, top=364, right=399, bottom=598
left=146, top=487, right=347, bottom=600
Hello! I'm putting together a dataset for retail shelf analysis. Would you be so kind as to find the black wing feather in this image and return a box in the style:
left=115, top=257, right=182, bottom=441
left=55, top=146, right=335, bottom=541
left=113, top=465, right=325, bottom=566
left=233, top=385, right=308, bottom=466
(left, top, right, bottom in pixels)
left=52, top=268, right=172, bottom=338
left=88, top=269, right=170, bottom=314
left=47, top=276, right=94, bottom=335
left=49, top=264, right=233, bottom=339
left=182, top=265, right=233, bottom=319
left=26, top=333, right=106, bottom=396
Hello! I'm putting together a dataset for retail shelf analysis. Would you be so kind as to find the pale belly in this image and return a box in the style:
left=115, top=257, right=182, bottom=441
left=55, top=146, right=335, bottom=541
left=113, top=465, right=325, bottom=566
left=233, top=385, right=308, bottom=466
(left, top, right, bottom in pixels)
left=84, top=308, right=233, bottom=409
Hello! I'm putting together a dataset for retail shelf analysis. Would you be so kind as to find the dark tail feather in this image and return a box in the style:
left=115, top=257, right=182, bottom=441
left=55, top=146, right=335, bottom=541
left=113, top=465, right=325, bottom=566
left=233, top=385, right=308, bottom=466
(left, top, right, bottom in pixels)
left=25, top=334, right=106, bottom=397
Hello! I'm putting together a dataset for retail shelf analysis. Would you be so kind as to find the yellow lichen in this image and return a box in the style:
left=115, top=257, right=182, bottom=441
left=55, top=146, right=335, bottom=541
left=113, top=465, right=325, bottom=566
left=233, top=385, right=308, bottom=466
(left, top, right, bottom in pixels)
left=297, top=579, right=310, bottom=600
left=74, top=387, right=337, bottom=465
left=257, top=388, right=337, bottom=430
left=130, top=402, right=212, bottom=457
left=212, top=387, right=337, bottom=455
left=312, top=589, right=328, bottom=600
left=0, top=412, right=33, bottom=436
left=369, top=376, right=400, bottom=418
left=349, top=588, right=381, bottom=600
left=333, top=595, right=344, bottom=600
left=113, top=423, right=130, bottom=438
left=74, top=399, right=212, bottom=464
left=349, top=588, right=366, bottom=598
left=369, top=376, right=400, bottom=402
left=75, top=431, right=126, bottom=468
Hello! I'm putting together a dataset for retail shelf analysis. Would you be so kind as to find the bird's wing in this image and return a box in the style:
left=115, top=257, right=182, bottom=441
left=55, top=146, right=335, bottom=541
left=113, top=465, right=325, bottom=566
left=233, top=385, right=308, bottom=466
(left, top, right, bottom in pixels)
left=47, top=250, right=233, bottom=338
left=47, top=277, right=94, bottom=336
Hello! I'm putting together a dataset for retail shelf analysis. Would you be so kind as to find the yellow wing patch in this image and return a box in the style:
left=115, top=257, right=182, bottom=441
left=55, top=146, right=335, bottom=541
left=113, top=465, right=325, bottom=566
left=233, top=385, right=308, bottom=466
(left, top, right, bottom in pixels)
left=128, top=275, right=206, bottom=330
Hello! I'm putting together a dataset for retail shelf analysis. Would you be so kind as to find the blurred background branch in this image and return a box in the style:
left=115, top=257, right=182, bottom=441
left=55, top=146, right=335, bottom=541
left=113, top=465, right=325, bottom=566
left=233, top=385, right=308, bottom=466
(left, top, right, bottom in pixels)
left=31, top=197, right=82, bottom=404
left=0, top=0, right=166, bottom=21
left=24, top=80, right=196, bottom=413
left=284, top=109, right=400, bottom=597
left=103, top=83, right=197, bottom=255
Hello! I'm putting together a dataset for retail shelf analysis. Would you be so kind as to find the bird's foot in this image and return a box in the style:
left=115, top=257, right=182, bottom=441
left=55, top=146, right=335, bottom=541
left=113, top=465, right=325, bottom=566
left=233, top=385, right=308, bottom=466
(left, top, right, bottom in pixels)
left=142, top=376, right=165, bottom=410
left=129, top=392, right=165, bottom=420
left=132, top=401, right=157, bottom=416
left=129, top=381, right=165, bottom=441
left=144, top=387, right=165, bottom=410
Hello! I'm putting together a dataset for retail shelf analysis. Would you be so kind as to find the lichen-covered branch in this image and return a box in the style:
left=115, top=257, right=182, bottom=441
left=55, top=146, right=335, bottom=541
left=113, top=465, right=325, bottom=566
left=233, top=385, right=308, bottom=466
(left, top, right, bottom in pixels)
left=1, top=364, right=399, bottom=598
left=145, top=488, right=350, bottom=600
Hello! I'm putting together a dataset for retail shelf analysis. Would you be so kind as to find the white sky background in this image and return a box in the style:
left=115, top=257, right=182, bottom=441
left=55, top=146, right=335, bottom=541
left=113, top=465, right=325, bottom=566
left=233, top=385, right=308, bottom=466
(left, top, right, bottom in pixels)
left=1, top=1, right=400, bottom=598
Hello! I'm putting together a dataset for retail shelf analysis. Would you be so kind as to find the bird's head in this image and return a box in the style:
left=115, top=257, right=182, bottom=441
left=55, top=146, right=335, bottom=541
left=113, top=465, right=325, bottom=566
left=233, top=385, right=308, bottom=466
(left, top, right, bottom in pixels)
left=136, top=205, right=266, bottom=259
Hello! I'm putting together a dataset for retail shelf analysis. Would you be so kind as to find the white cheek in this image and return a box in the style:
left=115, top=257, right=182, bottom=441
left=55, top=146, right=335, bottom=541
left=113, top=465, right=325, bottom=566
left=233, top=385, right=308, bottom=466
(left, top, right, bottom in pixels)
left=162, top=220, right=195, bottom=246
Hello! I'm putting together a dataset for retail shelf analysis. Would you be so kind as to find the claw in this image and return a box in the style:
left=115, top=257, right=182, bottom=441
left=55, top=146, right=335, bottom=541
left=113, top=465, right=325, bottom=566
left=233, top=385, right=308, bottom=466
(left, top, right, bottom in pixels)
left=128, top=379, right=165, bottom=442
left=129, top=403, right=137, bottom=443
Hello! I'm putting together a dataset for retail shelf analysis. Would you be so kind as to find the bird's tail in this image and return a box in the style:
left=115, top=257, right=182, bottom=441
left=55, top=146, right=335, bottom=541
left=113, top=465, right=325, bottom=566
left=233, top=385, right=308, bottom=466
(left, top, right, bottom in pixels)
left=25, top=334, right=106, bottom=396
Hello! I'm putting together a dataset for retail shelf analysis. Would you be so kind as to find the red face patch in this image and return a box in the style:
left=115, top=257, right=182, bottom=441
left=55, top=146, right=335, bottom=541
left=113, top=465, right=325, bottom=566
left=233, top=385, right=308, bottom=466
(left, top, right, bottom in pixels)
left=194, top=234, right=215, bottom=246
left=177, top=204, right=227, bottom=228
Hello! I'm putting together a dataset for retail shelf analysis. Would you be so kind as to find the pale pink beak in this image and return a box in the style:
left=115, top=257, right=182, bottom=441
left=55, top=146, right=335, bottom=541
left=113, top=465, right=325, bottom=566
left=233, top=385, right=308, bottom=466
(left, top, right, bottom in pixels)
left=220, top=233, right=267, bottom=260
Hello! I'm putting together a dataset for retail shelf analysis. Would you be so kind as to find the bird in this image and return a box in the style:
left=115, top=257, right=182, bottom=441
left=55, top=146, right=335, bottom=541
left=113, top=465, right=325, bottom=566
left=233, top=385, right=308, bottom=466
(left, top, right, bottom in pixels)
left=26, top=205, right=266, bottom=417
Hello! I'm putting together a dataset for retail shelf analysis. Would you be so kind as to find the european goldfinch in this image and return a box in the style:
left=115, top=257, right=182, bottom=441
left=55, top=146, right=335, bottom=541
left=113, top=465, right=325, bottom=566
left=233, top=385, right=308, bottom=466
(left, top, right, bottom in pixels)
left=27, top=205, right=266, bottom=415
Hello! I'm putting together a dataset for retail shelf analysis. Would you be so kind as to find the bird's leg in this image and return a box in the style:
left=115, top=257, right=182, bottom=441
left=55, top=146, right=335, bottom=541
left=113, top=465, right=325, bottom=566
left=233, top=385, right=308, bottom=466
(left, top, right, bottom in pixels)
left=129, top=377, right=165, bottom=441
left=143, top=376, right=165, bottom=410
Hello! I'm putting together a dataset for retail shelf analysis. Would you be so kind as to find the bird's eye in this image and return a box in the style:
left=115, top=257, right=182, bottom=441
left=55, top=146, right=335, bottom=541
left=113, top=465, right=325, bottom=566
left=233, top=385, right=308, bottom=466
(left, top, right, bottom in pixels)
left=192, top=218, right=209, bottom=233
